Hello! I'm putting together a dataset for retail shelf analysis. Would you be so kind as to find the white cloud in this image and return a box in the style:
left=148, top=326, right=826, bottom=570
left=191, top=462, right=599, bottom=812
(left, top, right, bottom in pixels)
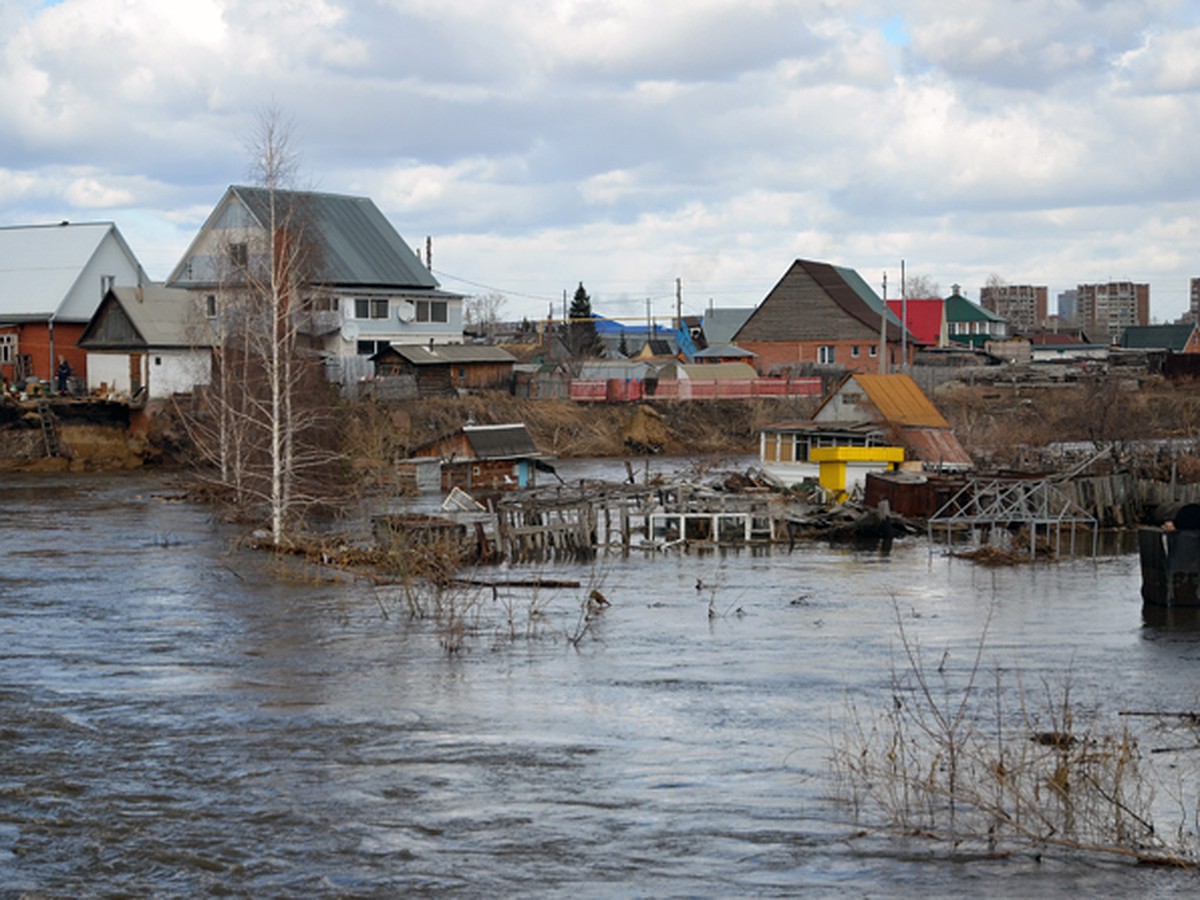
left=64, top=174, right=134, bottom=208
left=0, top=0, right=1197, bottom=321
left=1117, top=26, right=1200, bottom=94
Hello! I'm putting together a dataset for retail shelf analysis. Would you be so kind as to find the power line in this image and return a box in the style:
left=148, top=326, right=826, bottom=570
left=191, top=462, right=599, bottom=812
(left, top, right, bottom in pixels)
left=433, top=267, right=750, bottom=307
left=431, top=269, right=561, bottom=303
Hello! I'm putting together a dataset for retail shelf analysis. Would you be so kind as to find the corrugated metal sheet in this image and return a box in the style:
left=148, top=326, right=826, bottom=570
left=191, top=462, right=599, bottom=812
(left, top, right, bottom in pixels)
left=0, top=223, right=114, bottom=319
left=692, top=343, right=755, bottom=360
left=80, top=285, right=212, bottom=349
left=232, top=187, right=438, bottom=289
left=676, top=361, right=758, bottom=380
left=701, top=307, right=755, bottom=344
left=865, top=471, right=969, bottom=518
left=387, top=344, right=516, bottom=366
left=464, top=424, right=541, bottom=460
left=852, top=373, right=950, bottom=428
left=899, top=426, right=973, bottom=468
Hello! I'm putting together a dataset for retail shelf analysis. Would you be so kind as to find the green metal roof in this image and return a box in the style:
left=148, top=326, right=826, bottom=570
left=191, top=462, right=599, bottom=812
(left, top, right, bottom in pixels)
left=834, top=264, right=903, bottom=327
left=1121, top=324, right=1197, bottom=351
left=944, top=291, right=1005, bottom=323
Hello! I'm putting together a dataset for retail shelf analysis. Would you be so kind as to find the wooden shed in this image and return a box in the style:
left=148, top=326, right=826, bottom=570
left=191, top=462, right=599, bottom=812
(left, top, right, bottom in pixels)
left=411, top=422, right=549, bottom=491
left=371, top=343, right=515, bottom=396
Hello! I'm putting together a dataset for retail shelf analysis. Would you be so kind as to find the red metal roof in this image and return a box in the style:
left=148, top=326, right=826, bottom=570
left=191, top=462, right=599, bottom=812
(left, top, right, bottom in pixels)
left=885, top=298, right=944, bottom=346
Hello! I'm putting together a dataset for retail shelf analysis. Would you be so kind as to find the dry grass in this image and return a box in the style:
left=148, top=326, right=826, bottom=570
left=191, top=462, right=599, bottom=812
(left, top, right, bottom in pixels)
left=339, top=393, right=816, bottom=472
left=831, top=600, right=1200, bottom=867
left=938, top=375, right=1200, bottom=472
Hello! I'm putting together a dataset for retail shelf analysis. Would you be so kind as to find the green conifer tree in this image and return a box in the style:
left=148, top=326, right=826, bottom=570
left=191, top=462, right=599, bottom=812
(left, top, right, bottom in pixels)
left=567, top=282, right=602, bottom=358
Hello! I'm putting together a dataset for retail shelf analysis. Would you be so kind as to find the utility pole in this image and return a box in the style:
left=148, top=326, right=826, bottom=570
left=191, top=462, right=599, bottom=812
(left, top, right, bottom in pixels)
left=879, top=272, right=888, bottom=375
left=900, top=258, right=907, bottom=370
left=675, top=277, right=682, bottom=330
left=646, top=297, right=652, bottom=335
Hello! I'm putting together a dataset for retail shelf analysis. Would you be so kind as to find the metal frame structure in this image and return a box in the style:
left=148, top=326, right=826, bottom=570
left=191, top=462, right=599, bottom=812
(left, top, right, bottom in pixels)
left=928, top=476, right=1099, bottom=558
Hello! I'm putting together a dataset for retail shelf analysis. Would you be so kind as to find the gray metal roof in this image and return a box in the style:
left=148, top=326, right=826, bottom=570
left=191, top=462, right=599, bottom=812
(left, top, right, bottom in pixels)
left=700, top=307, right=755, bottom=344
left=80, top=284, right=214, bottom=349
left=693, top=342, right=755, bottom=359
left=0, top=222, right=134, bottom=321
left=382, top=343, right=516, bottom=365
left=230, top=186, right=439, bottom=289
left=463, top=423, right=542, bottom=460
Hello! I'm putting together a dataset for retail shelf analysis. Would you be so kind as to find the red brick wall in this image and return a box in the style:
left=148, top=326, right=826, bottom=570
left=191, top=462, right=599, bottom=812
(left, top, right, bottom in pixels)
left=0, top=323, right=88, bottom=385
left=739, top=339, right=910, bottom=375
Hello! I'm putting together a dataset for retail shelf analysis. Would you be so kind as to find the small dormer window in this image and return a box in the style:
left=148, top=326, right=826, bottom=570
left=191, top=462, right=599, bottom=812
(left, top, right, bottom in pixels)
left=229, top=242, right=248, bottom=267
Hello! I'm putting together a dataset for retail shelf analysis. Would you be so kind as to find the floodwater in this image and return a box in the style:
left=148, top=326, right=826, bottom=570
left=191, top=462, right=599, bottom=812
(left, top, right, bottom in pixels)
left=3, top=469, right=1200, bottom=896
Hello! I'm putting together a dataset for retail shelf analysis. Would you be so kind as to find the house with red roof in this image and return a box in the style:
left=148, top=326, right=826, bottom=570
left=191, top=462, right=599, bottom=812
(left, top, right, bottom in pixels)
left=885, top=298, right=947, bottom=348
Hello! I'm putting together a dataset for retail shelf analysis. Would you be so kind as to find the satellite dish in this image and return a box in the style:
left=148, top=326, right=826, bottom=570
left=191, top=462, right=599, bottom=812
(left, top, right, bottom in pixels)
left=340, top=321, right=360, bottom=342
left=397, top=301, right=416, bottom=323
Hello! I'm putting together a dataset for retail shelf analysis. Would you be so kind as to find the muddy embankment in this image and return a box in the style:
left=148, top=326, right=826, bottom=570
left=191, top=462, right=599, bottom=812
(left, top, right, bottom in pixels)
left=0, top=399, right=152, bottom=473
left=7, top=372, right=1200, bottom=474
left=376, top=394, right=818, bottom=458
left=0, top=393, right=814, bottom=473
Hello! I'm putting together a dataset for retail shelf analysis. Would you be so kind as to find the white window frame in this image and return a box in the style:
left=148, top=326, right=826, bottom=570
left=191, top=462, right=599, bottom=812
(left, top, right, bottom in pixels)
left=818, top=345, right=836, bottom=364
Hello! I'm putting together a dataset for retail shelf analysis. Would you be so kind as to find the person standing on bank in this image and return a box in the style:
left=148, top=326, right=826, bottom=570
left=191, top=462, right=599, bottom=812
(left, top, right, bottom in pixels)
left=56, top=356, right=72, bottom=395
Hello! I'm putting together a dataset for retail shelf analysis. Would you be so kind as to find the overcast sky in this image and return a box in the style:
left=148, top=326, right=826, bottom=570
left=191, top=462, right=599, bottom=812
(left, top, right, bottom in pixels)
left=4, top=0, right=1200, bottom=324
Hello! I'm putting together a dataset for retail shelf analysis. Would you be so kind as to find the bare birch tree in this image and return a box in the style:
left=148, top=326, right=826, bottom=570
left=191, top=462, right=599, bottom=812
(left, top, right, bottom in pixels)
left=183, top=107, right=340, bottom=545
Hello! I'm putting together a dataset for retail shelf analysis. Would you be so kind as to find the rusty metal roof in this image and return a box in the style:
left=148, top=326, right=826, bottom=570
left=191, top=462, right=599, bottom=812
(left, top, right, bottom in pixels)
left=899, top=427, right=973, bottom=469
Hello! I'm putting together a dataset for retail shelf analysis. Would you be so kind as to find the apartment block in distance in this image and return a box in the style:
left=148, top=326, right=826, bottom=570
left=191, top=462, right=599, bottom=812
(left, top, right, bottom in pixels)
left=979, top=284, right=1048, bottom=332
left=1076, top=281, right=1149, bottom=344
left=1189, top=277, right=1200, bottom=324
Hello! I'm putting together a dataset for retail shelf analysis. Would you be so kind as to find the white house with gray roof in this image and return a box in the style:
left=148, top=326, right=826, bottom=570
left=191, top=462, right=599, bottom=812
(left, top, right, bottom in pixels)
left=79, top=285, right=215, bottom=400
left=0, top=221, right=146, bottom=386
left=166, top=186, right=463, bottom=384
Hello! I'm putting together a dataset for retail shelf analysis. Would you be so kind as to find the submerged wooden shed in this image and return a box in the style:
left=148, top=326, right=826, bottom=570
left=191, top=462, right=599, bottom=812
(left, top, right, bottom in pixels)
left=411, top=422, right=549, bottom=491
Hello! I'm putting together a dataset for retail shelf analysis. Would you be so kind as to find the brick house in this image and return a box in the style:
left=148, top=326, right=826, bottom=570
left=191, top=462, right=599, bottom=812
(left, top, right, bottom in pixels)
left=0, top=222, right=146, bottom=388
left=733, top=259, right=913, bottom=374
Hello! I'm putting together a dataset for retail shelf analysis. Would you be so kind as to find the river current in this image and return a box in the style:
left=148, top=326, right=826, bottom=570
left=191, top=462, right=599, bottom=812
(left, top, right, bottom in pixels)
left=2, top=469, right=1200, bottom=896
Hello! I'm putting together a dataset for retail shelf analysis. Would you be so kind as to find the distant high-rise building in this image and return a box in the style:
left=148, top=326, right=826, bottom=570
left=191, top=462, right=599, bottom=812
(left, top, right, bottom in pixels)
left=979, top=284, right=1048, bottom=333
left=1057, top=290, right=1077, bottom=326
left=1076, top=281, right=1150, bottom=343
left=1189, top=277, right=1200, bottom=324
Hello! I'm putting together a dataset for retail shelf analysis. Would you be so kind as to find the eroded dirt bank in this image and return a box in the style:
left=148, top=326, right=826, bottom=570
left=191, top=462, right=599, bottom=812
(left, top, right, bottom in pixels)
left=4, top=371, right=1199, bottom=473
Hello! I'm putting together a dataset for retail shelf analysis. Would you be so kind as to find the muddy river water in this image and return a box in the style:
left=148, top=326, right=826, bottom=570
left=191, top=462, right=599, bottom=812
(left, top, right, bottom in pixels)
left=3, top=469, right=1200, bottom=896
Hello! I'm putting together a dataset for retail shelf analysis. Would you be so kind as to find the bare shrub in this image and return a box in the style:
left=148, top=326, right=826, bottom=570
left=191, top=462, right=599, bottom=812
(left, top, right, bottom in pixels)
left=832, top=601, right=1199, bottom=866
